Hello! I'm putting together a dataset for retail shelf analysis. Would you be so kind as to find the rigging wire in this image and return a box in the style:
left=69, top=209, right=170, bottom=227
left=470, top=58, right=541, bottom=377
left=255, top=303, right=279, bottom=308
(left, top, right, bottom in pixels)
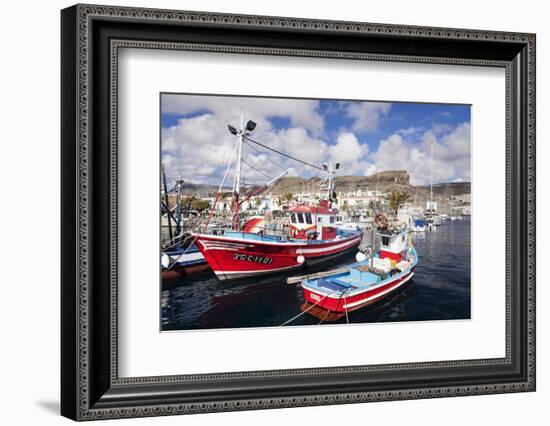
left=243, top=135, right=326, bottom=172
left=245, top=139, right=287, bottom=171
left=241, top=158, right=274, bottom=181
left=165, top=140, right=239, bottom=270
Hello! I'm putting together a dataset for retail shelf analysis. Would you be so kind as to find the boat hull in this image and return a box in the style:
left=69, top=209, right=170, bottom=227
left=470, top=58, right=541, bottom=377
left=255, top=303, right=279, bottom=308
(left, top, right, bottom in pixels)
left=161, top=262, right=211, bottom=281
left=161, top=247, right=210, bottom=281
left=193, top=232, right=363, bottom=281
left=302, top=268, right=415, bottom=313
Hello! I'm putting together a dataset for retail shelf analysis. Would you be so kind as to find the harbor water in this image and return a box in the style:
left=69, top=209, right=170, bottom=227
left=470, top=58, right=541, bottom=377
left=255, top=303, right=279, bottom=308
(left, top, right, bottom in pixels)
left=161, top=218, right=471, bottom=331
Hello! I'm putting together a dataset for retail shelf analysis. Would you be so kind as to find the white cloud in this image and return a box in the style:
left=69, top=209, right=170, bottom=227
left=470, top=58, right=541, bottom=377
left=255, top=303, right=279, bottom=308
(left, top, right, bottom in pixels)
left=162, top=114, right=332, bottom=185
left=328, top=132, right=370, bottom=174
left=429, top=123, right=453, bottom=136
left=343, top=102, right=391, bottom=133
left=246, top=127, right=330, bottom=179
left=161, top=94, right=335, bottom=185
left=366, top=122, right=471, bottom=185
left=160, top=94, right=470, bottom=188
left=162, top=94, right=324, bottom=134
left=329, top=132, right=366, bottom=162
left=372, top=134, right=409, bottom=169
left=397, top=126, right=424, bottom=136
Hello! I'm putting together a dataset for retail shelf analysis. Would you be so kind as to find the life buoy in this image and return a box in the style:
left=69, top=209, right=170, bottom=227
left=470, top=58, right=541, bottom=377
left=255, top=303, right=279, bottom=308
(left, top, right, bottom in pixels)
left=375, top=213, right=389, bottom=230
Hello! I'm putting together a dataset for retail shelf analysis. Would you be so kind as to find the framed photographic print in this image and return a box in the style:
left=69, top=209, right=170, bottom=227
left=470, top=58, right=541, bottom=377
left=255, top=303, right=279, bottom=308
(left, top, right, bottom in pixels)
left=61, top=4, right=536, bottom=421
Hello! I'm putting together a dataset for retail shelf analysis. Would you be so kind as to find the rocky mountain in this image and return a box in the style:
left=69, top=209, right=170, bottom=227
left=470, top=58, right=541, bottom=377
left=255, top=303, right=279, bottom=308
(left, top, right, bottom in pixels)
left=172, top=170, right=470, bottom=206
left=416, top=181, right=471, bottom=196
left=268, top=170, right=469, bottom=197
left=171, top=182, right=228, bottom=197
left=266, top=170, right=410, bottom=195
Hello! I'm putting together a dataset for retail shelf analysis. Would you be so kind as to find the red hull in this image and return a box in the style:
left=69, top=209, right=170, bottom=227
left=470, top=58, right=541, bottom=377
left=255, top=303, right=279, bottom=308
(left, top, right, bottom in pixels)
left=193, top=232, right=363, bottom=280
left=303, top=270, right=414, bottom=313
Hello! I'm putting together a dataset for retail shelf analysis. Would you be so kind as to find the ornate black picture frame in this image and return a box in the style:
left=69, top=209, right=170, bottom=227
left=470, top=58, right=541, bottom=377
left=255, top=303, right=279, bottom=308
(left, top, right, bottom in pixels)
left=61, top=4, right=536, bottom=421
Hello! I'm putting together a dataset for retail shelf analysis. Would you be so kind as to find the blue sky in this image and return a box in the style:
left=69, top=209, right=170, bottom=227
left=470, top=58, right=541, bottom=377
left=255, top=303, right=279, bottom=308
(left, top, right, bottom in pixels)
left=160, top=94, right=471, bottom=186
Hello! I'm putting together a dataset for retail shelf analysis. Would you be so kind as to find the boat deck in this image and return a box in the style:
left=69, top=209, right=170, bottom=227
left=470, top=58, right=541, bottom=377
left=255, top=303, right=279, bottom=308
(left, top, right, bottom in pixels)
left=303, top=246, right=418, bottom=295
left=315, top=267, right=382, bottom=292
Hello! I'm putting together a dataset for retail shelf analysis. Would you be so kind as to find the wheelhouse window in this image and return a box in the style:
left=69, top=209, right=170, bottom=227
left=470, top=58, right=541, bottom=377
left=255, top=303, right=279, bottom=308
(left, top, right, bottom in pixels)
left=329, top=216, right=335, bottom=224
left=382, top=236, right=390, bottom=246
left=297, top=213, right=304, bottom=224
left=318, top=217, right=322, bottom=222
left=305, top=213, right=312, bottom=224
left=290, top=213, right=296, bottom=224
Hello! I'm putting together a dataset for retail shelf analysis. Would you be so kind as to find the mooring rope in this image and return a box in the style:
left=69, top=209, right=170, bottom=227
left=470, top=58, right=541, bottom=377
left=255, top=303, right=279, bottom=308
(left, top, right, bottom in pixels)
left=279, top=285, right=356, bottom=327
left=317, top=289, right=351, bottom=325
left=279, top=292, right=333, bottom=326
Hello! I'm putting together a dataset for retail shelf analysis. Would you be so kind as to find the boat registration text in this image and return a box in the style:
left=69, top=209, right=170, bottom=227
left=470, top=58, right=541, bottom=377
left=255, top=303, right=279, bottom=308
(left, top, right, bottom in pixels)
left=232, top=253, right=274, bottom=264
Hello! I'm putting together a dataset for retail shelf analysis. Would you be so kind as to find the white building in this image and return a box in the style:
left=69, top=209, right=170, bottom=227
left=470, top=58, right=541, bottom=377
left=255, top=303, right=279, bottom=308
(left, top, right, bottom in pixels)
left=334, top=189, right=386, bottom=210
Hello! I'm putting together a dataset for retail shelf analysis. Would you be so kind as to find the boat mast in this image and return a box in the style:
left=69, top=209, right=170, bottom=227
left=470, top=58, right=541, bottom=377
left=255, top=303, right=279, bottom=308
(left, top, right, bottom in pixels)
left=231, top=112, right=245, bottom=230
left=430, top=138, right=433, bottom=213
left=327, top=160, right=333, bottom=200
left=228, top=111, right=257, bottom=230
left=323, top=160, right=339, bottom=206
left=376, top=170, right=380, bottom=206
left=449, top=186, right=453, bottom=217
left=161, top=163, right=173, bottom=241
left=175, top=175, right=183, bottom=237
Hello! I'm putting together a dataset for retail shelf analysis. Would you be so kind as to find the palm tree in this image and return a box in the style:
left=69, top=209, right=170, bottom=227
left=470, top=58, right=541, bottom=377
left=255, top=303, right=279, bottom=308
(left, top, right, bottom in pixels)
left=283, top=192, right=294, bottom=205
left=190, top=199, right=210, bottom=212
left=387, top=191, right=410, bottom=214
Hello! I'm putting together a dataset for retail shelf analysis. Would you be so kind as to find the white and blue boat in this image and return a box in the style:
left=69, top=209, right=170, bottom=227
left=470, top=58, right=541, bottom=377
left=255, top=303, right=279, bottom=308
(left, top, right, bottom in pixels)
left=300, top=227, right=418, bottom=317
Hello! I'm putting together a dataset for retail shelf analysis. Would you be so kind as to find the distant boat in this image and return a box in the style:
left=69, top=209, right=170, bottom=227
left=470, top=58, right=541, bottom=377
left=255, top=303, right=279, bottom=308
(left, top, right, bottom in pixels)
left=425, top=137, right=441, bottom=227
left=299, top=226, right=417, bottom=316
left=412, top=218, right=427, bottom=232
left=160, top=166, right=211, bottom=281
left=161, top=244, right=209, bottom=280
left=425, top=209, right=442, bottom=227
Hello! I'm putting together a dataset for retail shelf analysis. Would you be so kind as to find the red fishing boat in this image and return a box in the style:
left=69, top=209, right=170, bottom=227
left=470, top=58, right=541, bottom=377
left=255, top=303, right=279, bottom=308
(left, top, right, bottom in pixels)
left=192, top=113, right=363, bottom=281
left=193, top=203, right=363, bottom=280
